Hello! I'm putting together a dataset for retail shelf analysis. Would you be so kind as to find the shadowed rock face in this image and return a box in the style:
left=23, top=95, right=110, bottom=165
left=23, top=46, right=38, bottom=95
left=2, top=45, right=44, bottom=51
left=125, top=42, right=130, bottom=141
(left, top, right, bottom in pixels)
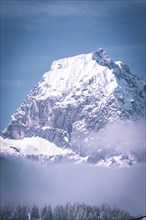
left=2, top=49, right=146, bottom=156
left=92, top=48, right=116, bottom=69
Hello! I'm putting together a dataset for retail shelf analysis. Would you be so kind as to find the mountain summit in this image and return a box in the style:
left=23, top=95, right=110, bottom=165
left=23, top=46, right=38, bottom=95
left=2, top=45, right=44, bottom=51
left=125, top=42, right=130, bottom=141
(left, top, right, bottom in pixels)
left=1, top=48, right=146, bottom=166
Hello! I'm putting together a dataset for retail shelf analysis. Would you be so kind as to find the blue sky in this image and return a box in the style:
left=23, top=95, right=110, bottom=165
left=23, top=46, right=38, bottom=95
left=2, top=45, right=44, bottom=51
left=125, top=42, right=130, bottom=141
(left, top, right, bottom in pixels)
left=0, top=0, right=145, bottom=132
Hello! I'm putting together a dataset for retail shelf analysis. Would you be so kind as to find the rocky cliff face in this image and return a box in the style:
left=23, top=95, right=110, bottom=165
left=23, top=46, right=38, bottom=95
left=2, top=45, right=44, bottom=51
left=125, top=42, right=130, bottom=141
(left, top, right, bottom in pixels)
left=2, top=48, right=146, bottom=164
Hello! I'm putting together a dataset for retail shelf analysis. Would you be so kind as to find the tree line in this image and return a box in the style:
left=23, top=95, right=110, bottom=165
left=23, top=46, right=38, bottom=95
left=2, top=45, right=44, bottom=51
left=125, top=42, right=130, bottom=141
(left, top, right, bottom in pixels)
left=0, top=202, right=135, bottom=220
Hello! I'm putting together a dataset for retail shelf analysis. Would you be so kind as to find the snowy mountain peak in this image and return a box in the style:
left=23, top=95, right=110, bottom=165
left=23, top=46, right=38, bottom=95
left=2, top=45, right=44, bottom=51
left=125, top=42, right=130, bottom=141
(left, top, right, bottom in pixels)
left=1, top=49, right=146, bottom=166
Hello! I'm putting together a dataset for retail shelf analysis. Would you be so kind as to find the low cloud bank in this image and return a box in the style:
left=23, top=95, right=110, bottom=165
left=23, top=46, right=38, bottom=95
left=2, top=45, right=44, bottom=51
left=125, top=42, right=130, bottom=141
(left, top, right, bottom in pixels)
left=0, top=156, right=145, bottom=216
left=71, top=120, right=145, bottom=158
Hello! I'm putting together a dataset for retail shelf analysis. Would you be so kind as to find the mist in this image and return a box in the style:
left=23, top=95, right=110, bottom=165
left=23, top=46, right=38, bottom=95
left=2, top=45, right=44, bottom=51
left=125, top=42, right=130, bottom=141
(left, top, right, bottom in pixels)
left=71, top=120, right=145, bottom=159
left=0, top=156, right=145, bottom=216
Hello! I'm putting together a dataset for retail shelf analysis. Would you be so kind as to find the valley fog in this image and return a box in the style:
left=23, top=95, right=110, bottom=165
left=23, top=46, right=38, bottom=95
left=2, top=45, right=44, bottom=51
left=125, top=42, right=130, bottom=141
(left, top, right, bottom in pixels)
left=71, top=120, right=145, bottom=158
left=0, top=156, right=145, bottom=216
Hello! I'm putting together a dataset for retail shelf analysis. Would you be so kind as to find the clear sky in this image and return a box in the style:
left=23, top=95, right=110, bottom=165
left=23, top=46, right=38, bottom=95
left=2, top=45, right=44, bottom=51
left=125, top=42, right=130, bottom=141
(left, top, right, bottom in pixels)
left=0, top=0, right=145, bottom=133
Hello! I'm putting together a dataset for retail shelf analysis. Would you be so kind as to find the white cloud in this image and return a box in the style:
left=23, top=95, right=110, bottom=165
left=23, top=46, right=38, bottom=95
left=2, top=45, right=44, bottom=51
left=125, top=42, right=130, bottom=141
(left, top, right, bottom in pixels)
left=1, top=1, right=142, bottom=19
left=1, top=157, right=145, bottom=216
left=1, top=1, right=89, bottom=18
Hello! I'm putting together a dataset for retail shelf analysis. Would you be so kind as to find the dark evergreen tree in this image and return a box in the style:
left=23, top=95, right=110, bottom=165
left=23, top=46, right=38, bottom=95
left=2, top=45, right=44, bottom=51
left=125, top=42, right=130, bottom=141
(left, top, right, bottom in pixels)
left=65, top=203, right=73, bottom=220
left=0, top=204, right=13, bottom=220
left=41, top=206, right=47, bottom=220
left=14, top=205, right=28, bottom=220
left=31, top=205, right=39, bottom=220
left=41, top=205, right=52, bottom=220
left=48, top=205, right=53, bottom=220
left=53, top=205, right=65, bottom=220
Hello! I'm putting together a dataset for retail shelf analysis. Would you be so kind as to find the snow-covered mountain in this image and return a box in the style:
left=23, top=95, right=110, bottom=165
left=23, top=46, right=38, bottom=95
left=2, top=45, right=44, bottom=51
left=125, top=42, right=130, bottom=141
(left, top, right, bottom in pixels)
left=1, top=48, right=146, bottom=166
